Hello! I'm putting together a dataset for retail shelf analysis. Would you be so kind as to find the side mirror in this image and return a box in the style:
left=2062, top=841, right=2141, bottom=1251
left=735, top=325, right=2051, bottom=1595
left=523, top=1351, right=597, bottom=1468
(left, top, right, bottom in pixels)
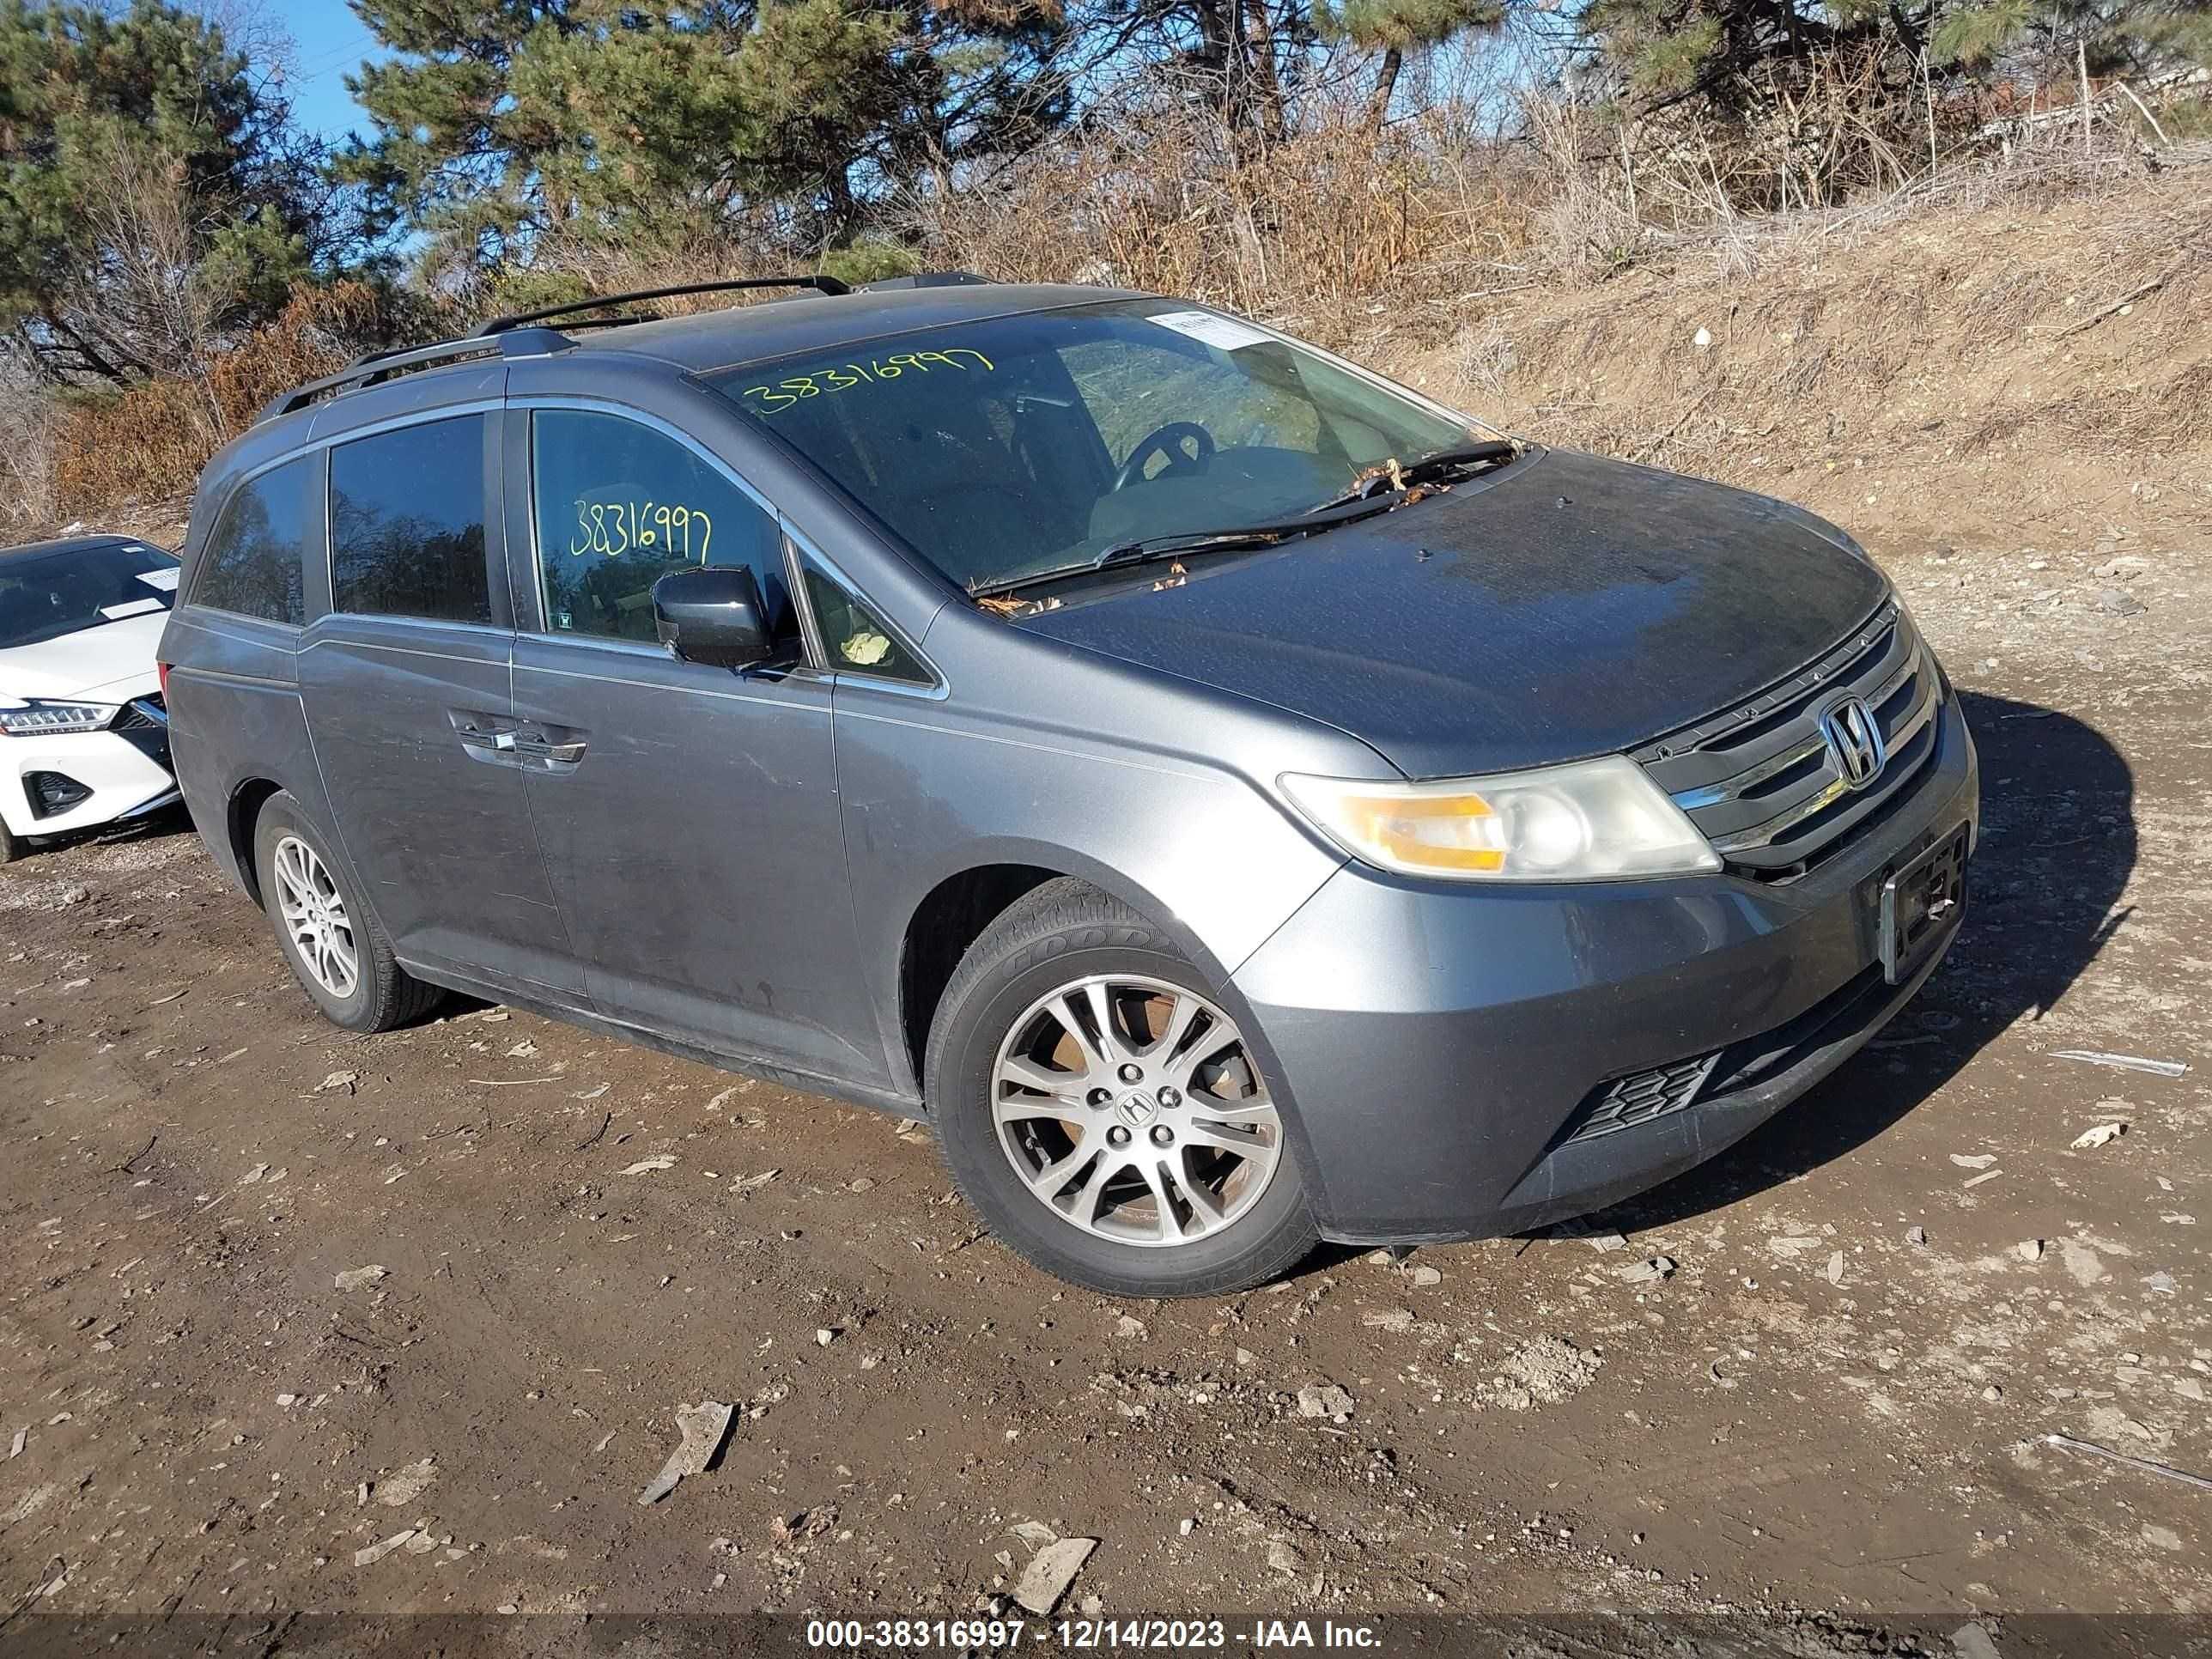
left=653, top=566, right=773, bottom=670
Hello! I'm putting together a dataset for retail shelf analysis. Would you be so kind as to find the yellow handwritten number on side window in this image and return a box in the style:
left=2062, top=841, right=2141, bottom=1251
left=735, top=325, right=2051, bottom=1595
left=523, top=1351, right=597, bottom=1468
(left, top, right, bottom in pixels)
left=741, top=348, right=995, bottom=416
left=568, top=500, right=714, bottom=564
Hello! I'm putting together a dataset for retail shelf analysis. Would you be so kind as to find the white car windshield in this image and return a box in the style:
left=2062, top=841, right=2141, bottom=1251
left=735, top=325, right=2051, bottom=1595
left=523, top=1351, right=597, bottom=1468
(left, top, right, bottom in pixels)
left=0, top=541, right=179, bottom=650
left=713, top=299, right=1475, bottom=592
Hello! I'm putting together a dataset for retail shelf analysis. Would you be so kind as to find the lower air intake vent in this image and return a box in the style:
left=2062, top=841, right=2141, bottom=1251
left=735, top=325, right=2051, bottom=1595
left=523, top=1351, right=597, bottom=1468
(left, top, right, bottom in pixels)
left=27, top=770, right=93, bottom=820
left=1563, top=1054, right=1721, bottom=1144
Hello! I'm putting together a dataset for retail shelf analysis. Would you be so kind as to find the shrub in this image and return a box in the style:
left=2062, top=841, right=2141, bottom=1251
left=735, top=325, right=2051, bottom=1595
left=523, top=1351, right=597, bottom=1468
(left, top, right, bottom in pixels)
left=50, top=283, right=389, bottom=513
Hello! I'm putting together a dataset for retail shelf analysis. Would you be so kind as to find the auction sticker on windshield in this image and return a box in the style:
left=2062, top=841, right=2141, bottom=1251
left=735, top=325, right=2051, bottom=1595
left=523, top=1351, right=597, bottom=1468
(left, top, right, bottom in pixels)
left=1145, top=309, right=1271, bottom=352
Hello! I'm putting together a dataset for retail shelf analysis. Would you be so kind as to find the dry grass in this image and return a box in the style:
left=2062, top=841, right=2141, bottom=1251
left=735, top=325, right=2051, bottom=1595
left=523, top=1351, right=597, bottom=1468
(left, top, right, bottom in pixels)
left=1389, top=161, right=2212, bottom=519
left=23, top=81, right=2209, bottom=534
left=0, top=392, right=58, bottom=533
left=911, top=103, right=1543, bottom=348
left=48, top=283, right=387, bottom=514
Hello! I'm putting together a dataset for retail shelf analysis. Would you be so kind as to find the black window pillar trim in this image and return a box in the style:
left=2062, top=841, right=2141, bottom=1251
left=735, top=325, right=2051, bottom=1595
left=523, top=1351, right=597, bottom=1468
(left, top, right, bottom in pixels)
left=477, top=406, right=515, bottom=634
left=300, top=447, right=334, bottom=623
left=498, top=407, right=544, bottom=635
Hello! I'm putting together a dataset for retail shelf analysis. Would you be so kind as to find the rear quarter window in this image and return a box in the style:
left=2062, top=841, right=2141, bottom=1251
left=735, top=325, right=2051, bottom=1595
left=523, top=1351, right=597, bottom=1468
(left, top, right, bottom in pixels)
left=192, top=458, right=314, bottom=625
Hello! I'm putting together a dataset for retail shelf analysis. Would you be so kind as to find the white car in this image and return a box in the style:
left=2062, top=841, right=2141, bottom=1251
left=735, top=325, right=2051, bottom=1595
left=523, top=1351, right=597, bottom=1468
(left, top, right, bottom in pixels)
left=0, top=533, right=183, bottom=862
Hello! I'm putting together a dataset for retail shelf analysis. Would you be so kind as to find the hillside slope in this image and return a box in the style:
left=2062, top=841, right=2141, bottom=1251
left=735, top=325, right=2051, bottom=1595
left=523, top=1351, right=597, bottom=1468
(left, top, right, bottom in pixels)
left=70, top=168, right=2211, bottom=576
left=1391, top=167, right=2210, bottom=561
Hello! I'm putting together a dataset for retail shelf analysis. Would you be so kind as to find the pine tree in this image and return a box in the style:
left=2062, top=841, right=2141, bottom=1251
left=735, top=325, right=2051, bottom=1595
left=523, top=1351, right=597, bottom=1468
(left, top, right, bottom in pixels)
left=1577, top=0, right=2211, bottom=113
left=1311, top=0, right=1504, bottom=125
left=1932, top=0, right=2212, bottom=72
left=0, top=0, right=322, bottom=385
left=334, top=0, right=1069, bottom=273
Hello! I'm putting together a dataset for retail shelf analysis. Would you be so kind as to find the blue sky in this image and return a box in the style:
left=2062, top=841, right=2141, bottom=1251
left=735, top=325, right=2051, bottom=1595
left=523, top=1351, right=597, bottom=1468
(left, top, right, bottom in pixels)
left=270, top=2, right=386, bottom=144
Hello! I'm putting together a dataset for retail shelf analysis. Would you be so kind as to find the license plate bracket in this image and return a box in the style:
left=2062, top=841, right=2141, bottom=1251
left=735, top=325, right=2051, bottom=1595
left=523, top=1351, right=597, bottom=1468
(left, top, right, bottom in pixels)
left=1880, top=824, right=1968, bottom=984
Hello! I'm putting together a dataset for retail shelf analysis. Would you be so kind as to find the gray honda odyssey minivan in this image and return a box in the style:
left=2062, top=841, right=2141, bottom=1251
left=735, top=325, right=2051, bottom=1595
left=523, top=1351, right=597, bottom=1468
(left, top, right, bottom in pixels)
left=160, top=273, right=1976, bottom=1296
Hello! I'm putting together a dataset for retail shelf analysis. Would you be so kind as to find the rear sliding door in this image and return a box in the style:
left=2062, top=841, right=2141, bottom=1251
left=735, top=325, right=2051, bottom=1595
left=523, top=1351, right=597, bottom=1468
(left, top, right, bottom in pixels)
left=298, top=411, right=579, bottom=994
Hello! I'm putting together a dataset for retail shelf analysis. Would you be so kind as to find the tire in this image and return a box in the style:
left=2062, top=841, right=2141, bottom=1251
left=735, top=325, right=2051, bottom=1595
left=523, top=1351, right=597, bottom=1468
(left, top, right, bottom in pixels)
left=0, top=818, right=19, bottom=864
left=926, top=878, right=1318, bottom=1297
left=252, top=793, right=443, bottom=1032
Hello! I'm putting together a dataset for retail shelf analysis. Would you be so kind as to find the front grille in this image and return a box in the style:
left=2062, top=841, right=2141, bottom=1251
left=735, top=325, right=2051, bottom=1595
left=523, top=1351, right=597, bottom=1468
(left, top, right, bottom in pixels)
left=1635, top=602, right=1942, bottom=879
left=111, top=695, right=172, bottom=770
left=1562, top=1054, right=1720, bottom=1144
left=112, top=694, right=167, bottom=732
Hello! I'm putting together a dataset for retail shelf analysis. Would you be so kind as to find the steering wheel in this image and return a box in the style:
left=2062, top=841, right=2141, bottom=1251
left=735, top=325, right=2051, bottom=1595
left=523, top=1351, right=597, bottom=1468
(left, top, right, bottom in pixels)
left=1112, top=422, right=1216, bottom=491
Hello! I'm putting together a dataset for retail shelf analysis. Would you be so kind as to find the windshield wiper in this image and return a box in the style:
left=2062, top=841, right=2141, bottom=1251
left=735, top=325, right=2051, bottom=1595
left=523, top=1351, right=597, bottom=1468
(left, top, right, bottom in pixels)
left=969, top=494, right=1402, bottom=599
left=966, top=443, right=1516, bottom=601
left=1303, top=440, right=1517, bottom=515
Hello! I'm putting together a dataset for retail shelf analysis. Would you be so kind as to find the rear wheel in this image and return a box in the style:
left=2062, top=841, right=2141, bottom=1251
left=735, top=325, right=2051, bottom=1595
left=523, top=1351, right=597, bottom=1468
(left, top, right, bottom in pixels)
left=926, top=878, right=1317, bottom=1297
left=253, top=793, right=442, bottom=1032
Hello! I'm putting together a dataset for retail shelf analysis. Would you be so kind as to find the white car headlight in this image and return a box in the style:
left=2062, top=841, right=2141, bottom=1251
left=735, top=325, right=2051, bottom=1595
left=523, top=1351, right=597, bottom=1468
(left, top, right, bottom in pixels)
left=1281, top=756, right=1721, bottom=883
left=0, top=701, right=118, bottom=738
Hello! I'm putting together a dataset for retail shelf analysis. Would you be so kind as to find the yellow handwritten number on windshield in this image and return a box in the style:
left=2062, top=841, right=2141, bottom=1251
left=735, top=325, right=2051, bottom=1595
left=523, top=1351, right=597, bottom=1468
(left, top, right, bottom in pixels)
left=742, top=349, right=994, bottom=416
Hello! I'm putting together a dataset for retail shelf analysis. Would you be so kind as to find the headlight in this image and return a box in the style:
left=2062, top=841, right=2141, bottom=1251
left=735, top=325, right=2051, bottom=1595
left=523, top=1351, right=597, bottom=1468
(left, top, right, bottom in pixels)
left=1280, top=756, right=1721, bottom=882
left=0, top=701, right=117, bottom=737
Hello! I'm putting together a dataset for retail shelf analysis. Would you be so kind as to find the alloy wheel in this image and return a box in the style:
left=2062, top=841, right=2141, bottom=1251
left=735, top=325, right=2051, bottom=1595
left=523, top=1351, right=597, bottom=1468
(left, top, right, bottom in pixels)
left=272, top=836, right=359, bottom=1000
left=990, top=974, right=1281, bottom=1247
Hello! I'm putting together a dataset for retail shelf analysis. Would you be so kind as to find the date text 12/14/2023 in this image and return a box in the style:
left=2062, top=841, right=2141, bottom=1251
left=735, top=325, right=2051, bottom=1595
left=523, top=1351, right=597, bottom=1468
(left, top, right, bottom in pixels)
left=802, top=1618, right=1383, bottom=1650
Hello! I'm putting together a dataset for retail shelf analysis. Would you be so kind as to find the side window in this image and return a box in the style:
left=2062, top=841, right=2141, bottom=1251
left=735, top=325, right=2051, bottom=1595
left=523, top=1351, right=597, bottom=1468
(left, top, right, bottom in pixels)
left=529, top=410, right=790, bottom=645
left=802, top=562, right=932, bottom=685
left=329, top=415, right=492, bottom=624
left=193, top=458, right=312, bottom=624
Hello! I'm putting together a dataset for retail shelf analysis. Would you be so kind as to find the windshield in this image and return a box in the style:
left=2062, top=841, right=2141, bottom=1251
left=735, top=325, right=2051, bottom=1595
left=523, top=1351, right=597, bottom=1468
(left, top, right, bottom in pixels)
left=0, top=541, right=179, bottom=651
left=710, top=300, right=1477, bottom=592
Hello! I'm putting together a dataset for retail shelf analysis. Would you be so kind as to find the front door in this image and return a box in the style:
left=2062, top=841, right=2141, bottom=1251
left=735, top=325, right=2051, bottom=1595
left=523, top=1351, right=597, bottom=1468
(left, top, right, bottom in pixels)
left=504, top=405, right=888, bottom=1091
left=299, top=411, right=579, bottom=994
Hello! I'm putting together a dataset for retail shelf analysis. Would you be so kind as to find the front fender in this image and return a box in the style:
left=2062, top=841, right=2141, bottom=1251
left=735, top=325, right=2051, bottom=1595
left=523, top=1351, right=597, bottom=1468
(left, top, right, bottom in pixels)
left=830, top=694, right=1346, bottom=1102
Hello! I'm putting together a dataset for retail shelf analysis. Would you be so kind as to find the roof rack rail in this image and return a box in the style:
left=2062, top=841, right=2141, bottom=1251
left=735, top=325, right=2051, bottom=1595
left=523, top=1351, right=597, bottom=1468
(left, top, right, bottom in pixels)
left=257, top=269, right=954, bottom=424
left=472, top=275, right=850, bottom=337
left=854, top=270, right=994, bottom=291
left=258, top=326, right=570, bottom=423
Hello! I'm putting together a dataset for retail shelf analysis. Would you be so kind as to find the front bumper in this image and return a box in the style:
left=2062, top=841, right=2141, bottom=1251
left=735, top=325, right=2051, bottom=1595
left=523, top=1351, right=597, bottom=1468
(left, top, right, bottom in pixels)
left=1232, top=696, right=1980, bottom=1243
left=0, top=701, right=177, bottom=841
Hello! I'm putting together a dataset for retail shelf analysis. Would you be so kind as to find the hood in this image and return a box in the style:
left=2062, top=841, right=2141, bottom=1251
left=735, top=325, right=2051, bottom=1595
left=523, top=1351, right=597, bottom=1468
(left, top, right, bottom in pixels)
left=1015, top=447, right=1888, bottom=778
left=0, top=611, right=167, bottom=705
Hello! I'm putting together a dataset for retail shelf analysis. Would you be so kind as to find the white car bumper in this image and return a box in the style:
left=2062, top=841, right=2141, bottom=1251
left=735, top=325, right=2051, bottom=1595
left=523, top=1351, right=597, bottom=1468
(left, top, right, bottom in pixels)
left=0, top=693, right=178, bottom=840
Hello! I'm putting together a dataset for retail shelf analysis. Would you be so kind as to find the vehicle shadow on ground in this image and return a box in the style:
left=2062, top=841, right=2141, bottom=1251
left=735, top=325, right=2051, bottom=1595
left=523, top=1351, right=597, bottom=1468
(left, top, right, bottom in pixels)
left=1567, top=688, right=2135, bottom=1235
left=17, top=801, right=197, bottom=862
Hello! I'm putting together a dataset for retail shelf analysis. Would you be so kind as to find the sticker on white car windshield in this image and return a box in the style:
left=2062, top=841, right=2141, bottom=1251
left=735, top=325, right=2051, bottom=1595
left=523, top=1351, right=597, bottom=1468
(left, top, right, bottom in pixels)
left=1146, top=310, right=1272, bottom=352
left=135, top=566, right=180, bottom=592
left=100, top=598, right=165, bottom=620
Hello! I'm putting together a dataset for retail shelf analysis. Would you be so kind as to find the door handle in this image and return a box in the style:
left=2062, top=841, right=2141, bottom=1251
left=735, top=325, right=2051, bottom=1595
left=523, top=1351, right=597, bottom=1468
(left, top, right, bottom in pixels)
left=514, top=737, right=586, bottom=764
left=453, top=719, right=519, bottom=757
left=454, top=711, right=582, bottom=767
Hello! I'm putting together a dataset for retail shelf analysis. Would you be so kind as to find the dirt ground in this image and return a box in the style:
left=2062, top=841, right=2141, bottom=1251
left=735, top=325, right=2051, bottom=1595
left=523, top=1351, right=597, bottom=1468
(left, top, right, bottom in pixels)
left=5, top=188, right=2210, bottom=1655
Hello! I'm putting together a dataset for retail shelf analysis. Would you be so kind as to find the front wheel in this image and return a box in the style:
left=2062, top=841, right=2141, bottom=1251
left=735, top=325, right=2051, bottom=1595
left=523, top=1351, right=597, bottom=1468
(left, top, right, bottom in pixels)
left=926, top=878, right=1317, bottom=1297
